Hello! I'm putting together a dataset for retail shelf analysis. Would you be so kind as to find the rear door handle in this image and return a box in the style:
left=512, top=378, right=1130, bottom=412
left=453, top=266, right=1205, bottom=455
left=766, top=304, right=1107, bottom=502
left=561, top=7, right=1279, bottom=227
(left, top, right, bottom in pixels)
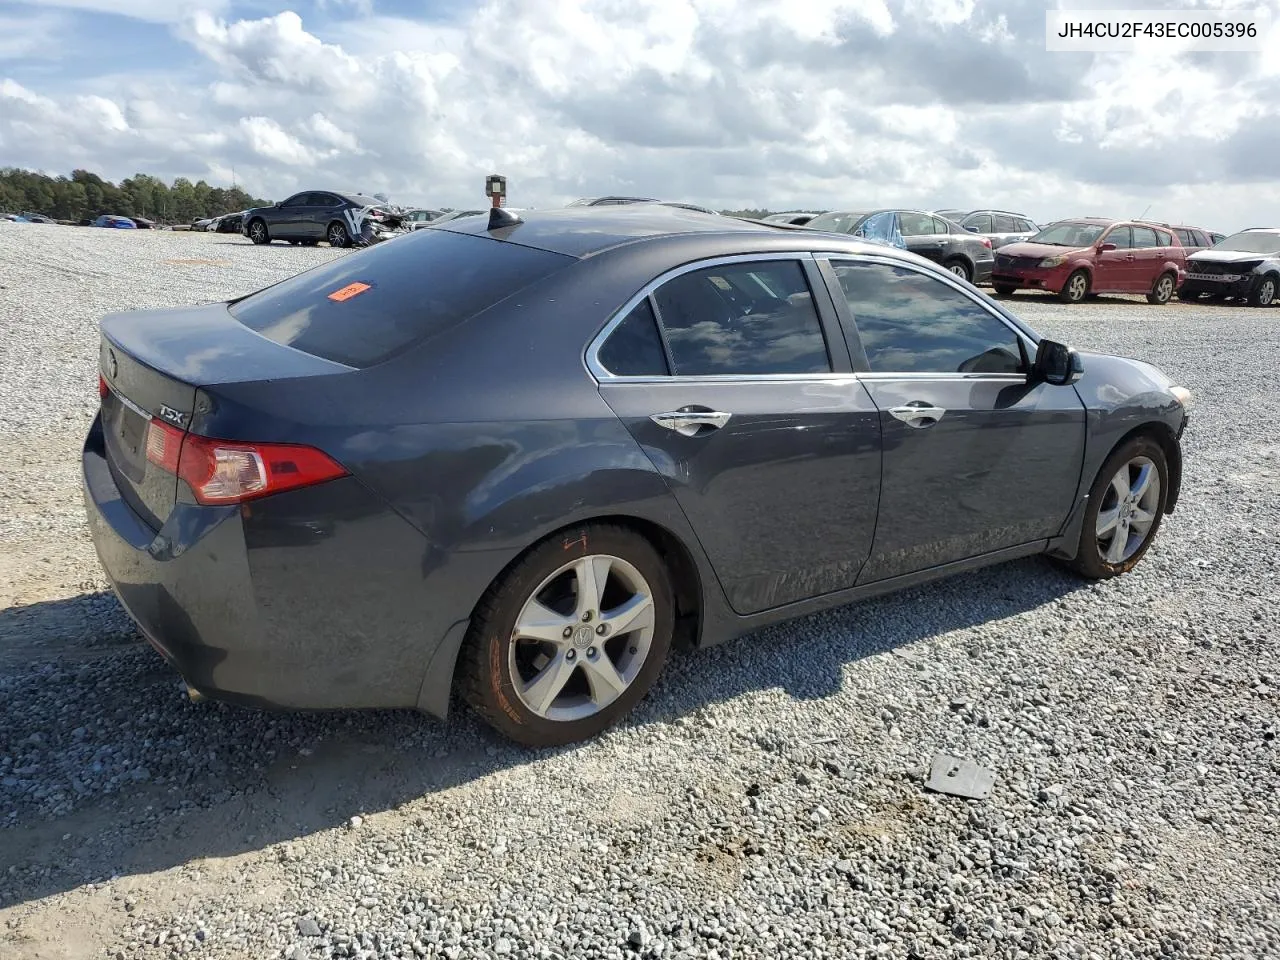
left=888, top=404, right=946, bottom=428
left=651, top=410, right=732, bottom=437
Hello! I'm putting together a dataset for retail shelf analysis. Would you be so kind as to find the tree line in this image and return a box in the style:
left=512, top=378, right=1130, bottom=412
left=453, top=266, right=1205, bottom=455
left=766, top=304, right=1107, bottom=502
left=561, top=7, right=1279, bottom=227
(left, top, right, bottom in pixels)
left=0, top=168, right=268, bottom=224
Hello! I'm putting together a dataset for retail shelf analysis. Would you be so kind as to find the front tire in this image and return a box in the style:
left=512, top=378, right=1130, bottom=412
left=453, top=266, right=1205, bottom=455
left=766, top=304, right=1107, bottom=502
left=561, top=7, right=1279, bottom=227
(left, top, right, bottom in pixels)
left=1065, top=436, right=1169, bottom=580
left=247, top=219, right=270, bottom=245
left=327, top=221, right=350, bottom=248
left=1059, top=269, right=1090, bottom=303
left=993, top=284, right=1016, bottom=297
left=457, top=524, right=675, bottom=747
left=944, top=259, right=972, bottom=283
left=1248, top=274, right=1277, bottom=307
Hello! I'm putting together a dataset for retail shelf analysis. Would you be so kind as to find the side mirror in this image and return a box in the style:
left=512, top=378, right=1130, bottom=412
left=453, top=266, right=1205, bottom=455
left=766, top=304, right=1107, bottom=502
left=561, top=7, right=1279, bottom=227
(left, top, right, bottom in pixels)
left=1033, top=339, right=1083, bottom=386
left=1097, top=242, right=1117, bottom=252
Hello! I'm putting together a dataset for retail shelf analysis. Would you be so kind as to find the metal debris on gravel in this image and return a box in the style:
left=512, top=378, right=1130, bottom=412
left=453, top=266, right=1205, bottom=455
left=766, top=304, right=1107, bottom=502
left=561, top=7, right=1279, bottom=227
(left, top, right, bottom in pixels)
left=1, top=223, right=1278, bottom=959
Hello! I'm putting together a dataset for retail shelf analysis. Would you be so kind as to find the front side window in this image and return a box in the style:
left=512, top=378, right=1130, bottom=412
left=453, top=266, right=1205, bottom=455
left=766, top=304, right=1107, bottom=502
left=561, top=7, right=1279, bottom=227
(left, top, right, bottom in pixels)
left=966, top=214, right=993, bottom=232
left=650, top=260, right=830, bottom=376
left=831, top=260, right=1024, bottom=375
left=1104, top=226, right=1133, bottom=250
left=897, top=211, right=937, bottom=237
left=1190, top=230, right=1208, bottom=247
left=1017, top=219, right=1036, bottom=233
left=281, top=193, right=309, bottom=208
left=1174, top=228, right=1194, bottom=247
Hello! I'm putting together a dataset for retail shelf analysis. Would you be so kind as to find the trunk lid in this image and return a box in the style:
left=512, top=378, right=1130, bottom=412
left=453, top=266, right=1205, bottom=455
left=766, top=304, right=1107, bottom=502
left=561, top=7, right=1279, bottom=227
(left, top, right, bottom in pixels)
left=98, top=303, right=351, bottom=530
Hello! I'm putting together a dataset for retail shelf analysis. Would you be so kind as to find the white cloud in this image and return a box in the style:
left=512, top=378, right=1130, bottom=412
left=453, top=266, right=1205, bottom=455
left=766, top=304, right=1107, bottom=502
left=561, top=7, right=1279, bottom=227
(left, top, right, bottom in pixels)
left=14, top=0, right=226, bottom=25
left=1, top=0, right=1280, bottom=229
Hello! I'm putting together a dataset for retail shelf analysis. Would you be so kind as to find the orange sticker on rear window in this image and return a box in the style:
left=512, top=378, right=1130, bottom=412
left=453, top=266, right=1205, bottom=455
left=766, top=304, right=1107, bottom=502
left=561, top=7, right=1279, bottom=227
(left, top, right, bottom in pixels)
left=327, top=282, right=371, bottom=302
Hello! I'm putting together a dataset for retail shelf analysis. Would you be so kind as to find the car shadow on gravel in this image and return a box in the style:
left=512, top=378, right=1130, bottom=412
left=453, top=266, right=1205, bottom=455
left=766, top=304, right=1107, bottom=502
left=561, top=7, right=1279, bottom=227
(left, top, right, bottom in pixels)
left=0, top=557, right=1086, bottom=909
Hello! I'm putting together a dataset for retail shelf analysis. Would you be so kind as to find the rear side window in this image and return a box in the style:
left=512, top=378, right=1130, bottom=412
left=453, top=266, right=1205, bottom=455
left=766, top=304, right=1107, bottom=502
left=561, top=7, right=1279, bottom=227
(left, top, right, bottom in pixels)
left=1132, top=226, right=1158, bottom=248
left=651, top=260, right=831, bottom=376
left=966, top=214, right=993, bottom=232
left=1153, top=228, right=1173, bottom=246
left=230, top=230, right=573, bottom=368
left=1174, top=228, right=1194, bottom=246
left=597, top=299, right=669, bottom=377
left=993, top=215, right=1019, bottom=232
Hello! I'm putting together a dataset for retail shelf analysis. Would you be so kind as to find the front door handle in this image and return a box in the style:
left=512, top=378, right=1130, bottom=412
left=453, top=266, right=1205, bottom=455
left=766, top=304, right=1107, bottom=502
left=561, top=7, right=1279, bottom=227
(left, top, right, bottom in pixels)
left=650, top=410, right=732, bottom=437
left=888, top=403, right=946, bottom=428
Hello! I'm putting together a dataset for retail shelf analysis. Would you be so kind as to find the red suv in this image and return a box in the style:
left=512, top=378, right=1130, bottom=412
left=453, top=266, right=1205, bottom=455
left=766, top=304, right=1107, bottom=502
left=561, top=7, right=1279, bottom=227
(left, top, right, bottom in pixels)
left=991, top=219, right=1187, bottom=304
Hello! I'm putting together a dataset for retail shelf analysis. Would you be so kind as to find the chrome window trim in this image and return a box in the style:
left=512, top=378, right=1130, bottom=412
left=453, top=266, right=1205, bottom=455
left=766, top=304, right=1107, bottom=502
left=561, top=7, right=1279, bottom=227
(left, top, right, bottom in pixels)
left=816, top=251, right=1039, bottom=371
left=585, top=251, right=836, bottom=382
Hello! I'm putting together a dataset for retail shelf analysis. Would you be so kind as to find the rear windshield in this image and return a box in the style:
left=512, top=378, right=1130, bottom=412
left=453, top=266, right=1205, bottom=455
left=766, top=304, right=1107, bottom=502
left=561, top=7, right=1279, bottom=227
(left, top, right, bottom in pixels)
left=229, top=229, right=574, bottom=368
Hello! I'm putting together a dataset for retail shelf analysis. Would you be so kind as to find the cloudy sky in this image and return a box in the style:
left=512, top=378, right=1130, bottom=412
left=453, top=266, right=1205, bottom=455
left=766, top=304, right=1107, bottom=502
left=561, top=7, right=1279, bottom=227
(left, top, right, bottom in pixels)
left=1, top=0, right=1278, bottom=227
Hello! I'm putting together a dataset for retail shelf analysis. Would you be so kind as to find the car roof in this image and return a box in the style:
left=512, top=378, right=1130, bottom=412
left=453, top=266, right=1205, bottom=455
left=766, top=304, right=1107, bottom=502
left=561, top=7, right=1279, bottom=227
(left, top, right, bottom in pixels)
left=430, top=203, right=921, bottom=259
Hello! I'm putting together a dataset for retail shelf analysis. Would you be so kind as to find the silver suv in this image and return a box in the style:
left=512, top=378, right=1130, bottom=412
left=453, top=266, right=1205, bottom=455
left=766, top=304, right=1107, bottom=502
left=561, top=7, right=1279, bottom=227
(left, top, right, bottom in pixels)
left=956, top=210, right=1038, bottom=249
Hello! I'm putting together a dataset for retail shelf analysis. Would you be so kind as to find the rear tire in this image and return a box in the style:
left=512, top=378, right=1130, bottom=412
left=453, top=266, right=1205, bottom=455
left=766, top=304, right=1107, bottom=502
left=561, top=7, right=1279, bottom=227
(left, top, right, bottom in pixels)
left=944, top=259, right=972, bottom=283
left=1177, top=288, right=1202, bottom=301
left=247, top=219, right=270, bottom=245
left=457, top=524, right=675, bottom=747
left=1248, top=274, right=1277, bottom=307
left=1064, top=436, right=1169, bottom=580
left=1147, top=271, right=1176, bottom=305
left=327, top=221, right=350, bottom=248
left=1059, top=269, right=1089, bottom=303
left=993, top=284, right=1016, bottom=297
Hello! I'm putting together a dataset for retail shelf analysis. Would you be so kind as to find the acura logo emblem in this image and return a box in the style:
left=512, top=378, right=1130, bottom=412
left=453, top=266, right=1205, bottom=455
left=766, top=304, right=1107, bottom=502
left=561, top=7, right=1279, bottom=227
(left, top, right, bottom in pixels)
left=107, top=349, right=118, bottom=380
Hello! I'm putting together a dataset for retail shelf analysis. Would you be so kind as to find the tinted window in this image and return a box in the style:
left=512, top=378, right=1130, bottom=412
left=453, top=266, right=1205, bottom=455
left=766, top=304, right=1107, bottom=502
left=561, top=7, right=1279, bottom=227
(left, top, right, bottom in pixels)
left=1017, top=219, right=1036, bottom=233
left=281, top=193, right=309, bottom=208
left=966, top=214, right=993, bottom=232
left=898, top=212, right=937, bottom=236
left=229, top=229, right=573, bottom=368
left=832, top=261, right=1024, bottom=375
left=651, top=260, right=830, bottom=376
left=1131, top=226, right=1158, bottom=249
left=598, top=299, right=669, bottom=377
left=993, top=214, right=1019, bottom=232
left=1191, top=230, right=1208, bottom=247
left=1174, top=229, right=1194, bottom=246
left=1105, top=226, right=1133, bottom=250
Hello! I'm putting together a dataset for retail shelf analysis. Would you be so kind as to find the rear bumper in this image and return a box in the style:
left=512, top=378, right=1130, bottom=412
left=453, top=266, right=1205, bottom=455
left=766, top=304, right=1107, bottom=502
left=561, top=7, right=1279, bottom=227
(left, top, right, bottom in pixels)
left=82, top=415, right=450, bottom=712
left=972, top=258, right=993, bottom=284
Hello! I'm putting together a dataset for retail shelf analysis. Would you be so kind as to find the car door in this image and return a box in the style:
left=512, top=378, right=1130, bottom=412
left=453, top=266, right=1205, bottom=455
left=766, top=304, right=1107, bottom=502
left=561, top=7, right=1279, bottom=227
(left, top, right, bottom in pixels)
left=308, top=192, right=345, bottom=240
left=272, top=193, right=312, bottom=238
left=591, top=254, right=883, bottom=615
left=1093, top=225, right=1133, bottom=291
left=819, top=256, right=1086, bottom=583
left=898, top=211, right=949, bottom=263
left=1129, top=225, right=1166, bottom=290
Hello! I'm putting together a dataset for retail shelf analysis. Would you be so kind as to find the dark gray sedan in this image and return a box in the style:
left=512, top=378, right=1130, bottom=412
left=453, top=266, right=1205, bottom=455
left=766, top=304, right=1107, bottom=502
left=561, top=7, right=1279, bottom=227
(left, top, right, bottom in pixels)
left=241, top=190, right=388, bottom=247
left=84, top=206, right=1191, bottom=746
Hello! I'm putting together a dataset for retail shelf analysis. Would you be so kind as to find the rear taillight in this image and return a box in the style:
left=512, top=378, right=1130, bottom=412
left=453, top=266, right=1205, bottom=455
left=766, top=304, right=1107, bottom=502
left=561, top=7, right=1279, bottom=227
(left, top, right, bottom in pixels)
left=980, top=238, right=992, bottom=249
left=145, top=420, right=347, bottom=505
left=99, top=375, right=109, bottom=399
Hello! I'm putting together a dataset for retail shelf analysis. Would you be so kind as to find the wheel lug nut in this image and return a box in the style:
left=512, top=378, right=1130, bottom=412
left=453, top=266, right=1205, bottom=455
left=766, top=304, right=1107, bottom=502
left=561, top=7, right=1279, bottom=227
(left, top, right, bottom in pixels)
left=596, top=624, right=607, bottom=635
left=566, top=649, right=576, bottom=661
left=587, top=647, right=597, bottom=658
left=582, top=611, right=593, bottom=622
left=562, top=626, right=573, bottom=639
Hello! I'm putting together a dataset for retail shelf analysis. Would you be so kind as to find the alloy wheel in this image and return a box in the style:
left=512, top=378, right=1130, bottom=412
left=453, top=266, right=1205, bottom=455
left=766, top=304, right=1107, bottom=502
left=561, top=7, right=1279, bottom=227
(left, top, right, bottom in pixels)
left=1067, top=273, right=1088, bottom=301
left=250, top=222, right=266, bottom=243
left=1096, top=456, right=1162, bottom=564
left=948, top=263, right=969, bottom=280
left=1155, top=275, right=1174, bottom=302
left=508, top=554, right=656, bottom=722
left=329, top=224, right=346, bottom=247
left=1259, top=278, right=1275, bottom=306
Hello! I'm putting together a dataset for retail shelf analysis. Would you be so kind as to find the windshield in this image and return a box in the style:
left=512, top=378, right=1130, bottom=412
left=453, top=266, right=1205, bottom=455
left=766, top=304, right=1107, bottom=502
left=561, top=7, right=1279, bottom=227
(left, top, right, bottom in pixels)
left=1211, top=231, right=1280, bottom=254
left=806, top=211, right=869, bottom=234
left=1029, top=222, right=1106, bottom=247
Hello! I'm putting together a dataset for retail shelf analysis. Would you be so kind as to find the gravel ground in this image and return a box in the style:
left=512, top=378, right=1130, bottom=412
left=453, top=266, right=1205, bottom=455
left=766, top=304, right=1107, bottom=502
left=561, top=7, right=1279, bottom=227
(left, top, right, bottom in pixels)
left=1, top=222, right=1277, bottom=960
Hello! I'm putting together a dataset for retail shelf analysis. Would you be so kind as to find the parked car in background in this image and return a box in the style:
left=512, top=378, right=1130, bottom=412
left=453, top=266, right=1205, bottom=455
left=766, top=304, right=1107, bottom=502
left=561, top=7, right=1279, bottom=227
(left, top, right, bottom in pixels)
left=762, top=213, right=817, bottom=226
left=992, top=219, right=1187, bottom=304
left=93, top=215, right=137, bottom=229
left=957, top=210, right=1038, bottom=249
left=1209, top=232, right=1227, bottom=245
left=1142, top=222, right=1215, bottom=254
left=215, top=212, right=245, bottom=234
left=240, top=191, right=392, bottom=248
left=568, top=197, right=721, bottom=215
left=933, top=208, right=969, bottom=222
left=84, top=205, right=1191, bottom=747
left=1179, top=227, right=1280, bottom=307
left=131, top=217, right=155, bottom=230
left=2, top=213, right=30, bottom=223
left=23, top=212, right=55, bottom=224
left=404, top=208, right=444, bottom=230
left=807, top=209, right=994, bottom=283
left=428, top=210, right=488, bottom=225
